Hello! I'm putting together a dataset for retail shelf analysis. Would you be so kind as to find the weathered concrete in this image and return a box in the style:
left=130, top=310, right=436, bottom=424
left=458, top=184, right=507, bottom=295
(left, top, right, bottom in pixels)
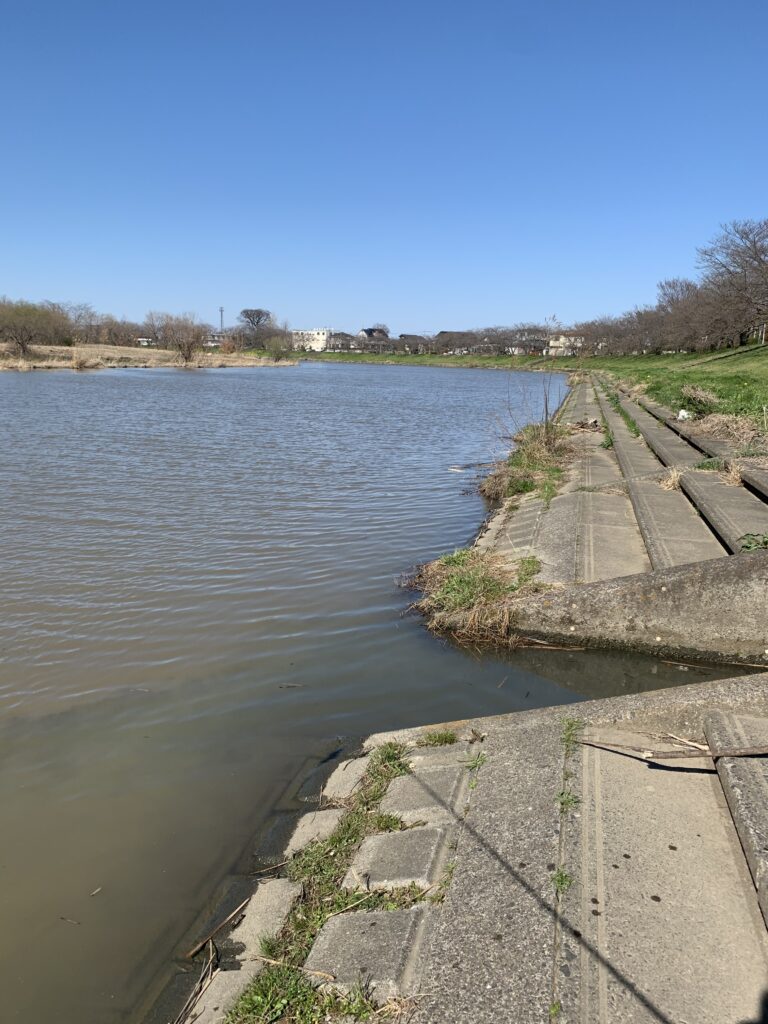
left=705, top=711, right=768, bottom=926
left=323, top=756, right=369, bottom=800
left=191, top=878, right=301, bottom=1024
left=679, top=469, right=768, bottom=552
left=405, top=742, right=470, bottom=772
left=595, top=386, right=727, bottom=568
left=408, top=676, right=768, bottom=1024
left=562, top=727, right=768, bottom=1024
left=490, top=551, right=768, bottom=664
left=342, top=826, right=453, bottom=892
left=305, top=906, right=432, bottom=1004
left=284, top=808, right=344, bottom=857
left=379, top=766, right=466, bottom=825
left=619, top=395, right=703, bottom=469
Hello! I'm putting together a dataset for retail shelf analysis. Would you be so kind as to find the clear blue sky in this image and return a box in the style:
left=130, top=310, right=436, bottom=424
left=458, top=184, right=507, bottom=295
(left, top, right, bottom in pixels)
left=2, top=0, right=766, bottom=335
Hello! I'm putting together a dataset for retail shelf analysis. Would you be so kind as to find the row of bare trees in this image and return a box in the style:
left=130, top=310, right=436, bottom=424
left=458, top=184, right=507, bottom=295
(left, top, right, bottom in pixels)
left=2, top=220, right=766, bottom=361
left=0, top=301, right=293, bottom=364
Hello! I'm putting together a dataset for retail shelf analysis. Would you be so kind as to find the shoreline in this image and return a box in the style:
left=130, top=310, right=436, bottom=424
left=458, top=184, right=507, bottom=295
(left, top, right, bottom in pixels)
left=413, top=372, right=768, bottom=667
left=0, top=343, right=296, bottom=372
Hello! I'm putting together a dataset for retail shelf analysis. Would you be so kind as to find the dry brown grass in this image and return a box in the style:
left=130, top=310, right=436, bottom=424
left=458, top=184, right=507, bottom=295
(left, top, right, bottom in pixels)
left=479, top=422, right=575, bottom=505
left=694, top=413, right=766, bottom=448
left=680, top=383, right=720, bottom=412
left=724, top=462, right=743, bottom=486
left=660, top=467, right=683, bottom=490
left=0, top=343, right=295, bottom=371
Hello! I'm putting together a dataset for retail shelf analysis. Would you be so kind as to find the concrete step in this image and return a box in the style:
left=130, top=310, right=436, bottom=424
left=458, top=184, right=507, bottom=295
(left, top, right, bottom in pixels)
left=742, top=464, right=768, bottom=504
left=632, top=393, right=736, bottom=459
left=616, top=394, right=703, bottom=469
left=342, top=826, right=454, bottom=892
left=678, top=470, right=768, bottom=553
left=594, top=389, right=727, bottom=569
left=568, top=725, right=768, bottom=1024
left=704, top=711, right=768, bottom=928
left=617, top=392, right=768, bottom=552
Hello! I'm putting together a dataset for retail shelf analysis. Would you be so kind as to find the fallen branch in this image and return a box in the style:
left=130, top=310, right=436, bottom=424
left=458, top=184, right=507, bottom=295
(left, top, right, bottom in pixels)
left=185, top=897, right=250, bottom=959
left=579, top=739, right=768, bottom=761
left=252, top=955, right=335, bottom=981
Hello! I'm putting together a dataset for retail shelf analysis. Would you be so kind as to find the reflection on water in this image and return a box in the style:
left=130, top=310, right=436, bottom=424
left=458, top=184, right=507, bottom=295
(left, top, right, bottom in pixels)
left=0, top=364, right=728, bottom=1022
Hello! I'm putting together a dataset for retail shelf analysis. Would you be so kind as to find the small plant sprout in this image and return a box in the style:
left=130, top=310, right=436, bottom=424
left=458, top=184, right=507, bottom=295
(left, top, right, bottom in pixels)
left=560, top=717, right=583, bottom=757
left=462, top=752, right=488, bottom=772
left=417, top=729, right=457, bottom=747
left=556, top=789, right=580, bottom=814
left=552, top=867, right=573, bottom=897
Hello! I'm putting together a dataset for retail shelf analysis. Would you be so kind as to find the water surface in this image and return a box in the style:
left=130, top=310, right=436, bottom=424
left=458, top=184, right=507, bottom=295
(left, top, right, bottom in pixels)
left=0, top=364, right=721, bottom=1022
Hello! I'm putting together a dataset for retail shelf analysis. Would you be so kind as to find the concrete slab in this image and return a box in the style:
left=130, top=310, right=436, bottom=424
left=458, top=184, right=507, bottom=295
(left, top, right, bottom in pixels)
left=305, top=906, right=432, bottom=1004
left=191, top=878, right=301, bottom=1024
left=680, top=469, right=768, bottom=552
left=342, top=826, right=453, bottom=892
left=323, top=756, right=369, bottom=800
left=284, top=808, right=344, bottom=858
left=405, top=743, right=469, bottom=772
left=379, top=766, right=466, bottom=825
left=454, top=550, right=768, bottom=665
left=619, top=395, right=703, bottom=469
left=562, top=727, right=768, bottom=1023
left=408, top=679, right=768, bottom=1024
left=705, top=711, right=768, bottom=926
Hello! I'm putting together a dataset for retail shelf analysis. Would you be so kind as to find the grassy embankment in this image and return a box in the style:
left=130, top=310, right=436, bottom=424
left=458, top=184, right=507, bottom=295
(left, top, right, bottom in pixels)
left=0, top=344, right=293, bottom=371
left=561, top=346, right=768, bottom=431
left=299, top=351, right=543, bottom=370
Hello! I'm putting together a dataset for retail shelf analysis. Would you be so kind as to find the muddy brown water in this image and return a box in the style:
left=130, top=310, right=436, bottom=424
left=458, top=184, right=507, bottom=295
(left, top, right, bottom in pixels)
left=0, top=363, right=728, bottom=1023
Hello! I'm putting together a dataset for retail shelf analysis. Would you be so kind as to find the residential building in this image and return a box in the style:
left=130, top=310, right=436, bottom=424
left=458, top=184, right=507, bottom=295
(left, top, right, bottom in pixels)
left=291, top=328, right=332, bottom=352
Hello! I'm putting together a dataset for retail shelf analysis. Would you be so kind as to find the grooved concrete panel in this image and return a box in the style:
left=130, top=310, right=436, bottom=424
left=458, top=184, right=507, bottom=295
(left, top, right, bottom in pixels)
left=342, top=826, right=453, bottom=891
left=680, top=471, right=768, bottom=552
left=380, top=766, right=466, bottom=825
left=705, top=711, right=768, bottom=927
left=305, top=906, right=431, bottom=1003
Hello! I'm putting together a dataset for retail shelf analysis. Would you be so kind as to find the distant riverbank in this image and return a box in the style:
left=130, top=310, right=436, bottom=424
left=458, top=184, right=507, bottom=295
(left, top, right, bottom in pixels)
left=0, top=343, right=295, bottom=371
left=299, top=351, right=545, bottom=370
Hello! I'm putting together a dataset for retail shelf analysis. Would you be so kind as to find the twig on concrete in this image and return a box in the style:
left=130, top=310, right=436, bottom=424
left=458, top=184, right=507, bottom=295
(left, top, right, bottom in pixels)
left=579, top=739, right=768, bottom=761
left=252, top=955, right=336, bottom=981
left=185, top=897, right=250, bottom=959
left=252, top=858, right=288, bottom=875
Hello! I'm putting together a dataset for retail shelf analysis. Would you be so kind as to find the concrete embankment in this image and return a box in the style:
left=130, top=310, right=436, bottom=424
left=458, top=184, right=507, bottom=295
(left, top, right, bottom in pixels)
left=435, top=376, right=768, bottom=664
left=172, top=675, right=768, bottom=1023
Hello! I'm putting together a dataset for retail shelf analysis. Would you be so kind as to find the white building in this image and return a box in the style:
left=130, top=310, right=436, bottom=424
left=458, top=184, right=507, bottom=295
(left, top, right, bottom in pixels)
left=291, top=328, right=332, bottom=351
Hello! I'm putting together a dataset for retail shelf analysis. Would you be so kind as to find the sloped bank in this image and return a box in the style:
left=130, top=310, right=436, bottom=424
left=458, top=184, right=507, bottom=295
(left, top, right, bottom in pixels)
left=412, top=375, right=768, bottom=667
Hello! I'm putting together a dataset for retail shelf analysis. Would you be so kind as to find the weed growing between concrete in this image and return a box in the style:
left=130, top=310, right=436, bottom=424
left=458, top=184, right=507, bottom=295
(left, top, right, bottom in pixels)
left=549, top=717, right=584, bottom=1018
left=417, top=729, right=457, bottom=747
left=601, top=383, right=641, bottom=437
left=480, top=422, right=574, bottom=506
left=228, top=744, right=437, bottom=1023
left=740, top=533, right=768, bottom=551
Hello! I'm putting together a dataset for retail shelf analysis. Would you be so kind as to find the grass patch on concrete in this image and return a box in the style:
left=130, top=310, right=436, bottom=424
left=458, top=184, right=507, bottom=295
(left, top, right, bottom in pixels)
left=417, top=729, right=457, bottom=747
left=413, top=549, right=541, bottom=616
left=228, top=743, right=426, bottom=1023
left=480, top=422, right=574, bottom=506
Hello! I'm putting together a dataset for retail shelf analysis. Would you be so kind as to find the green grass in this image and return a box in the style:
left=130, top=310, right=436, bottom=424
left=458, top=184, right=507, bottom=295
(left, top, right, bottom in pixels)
left=228, top=743, right=425, bottom=1023
left=562, top=348, right=768, bottom=427
left=417, top=729, right=458, bottom=747
left=552, top=867, right=573, bottom=897
left=561, top=717, right=584, bottom=758
left=741, top=533, right=768, bottom=551
left=555, top=789, right=581, bottom=813
left=423, top=549, right=541, bottom=613
left=694, top=457, right=727, bottom=471
left=298, top=351, right=544, bottom=370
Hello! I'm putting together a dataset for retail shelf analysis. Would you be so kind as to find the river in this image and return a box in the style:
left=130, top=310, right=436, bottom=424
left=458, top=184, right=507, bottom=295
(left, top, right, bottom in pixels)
left=0, top=362, right=722, bottom=1022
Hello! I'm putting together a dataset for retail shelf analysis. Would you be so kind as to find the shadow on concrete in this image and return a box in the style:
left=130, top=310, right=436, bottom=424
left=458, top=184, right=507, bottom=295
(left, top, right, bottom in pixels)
left=741, top=991, right=768, bottom=1024
left=408, top=758, right=680, bottom=1023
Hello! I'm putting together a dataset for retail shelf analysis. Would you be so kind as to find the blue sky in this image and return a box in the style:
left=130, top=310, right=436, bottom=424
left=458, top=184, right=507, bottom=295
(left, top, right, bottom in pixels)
left=2, top=0, right=767, bottom=335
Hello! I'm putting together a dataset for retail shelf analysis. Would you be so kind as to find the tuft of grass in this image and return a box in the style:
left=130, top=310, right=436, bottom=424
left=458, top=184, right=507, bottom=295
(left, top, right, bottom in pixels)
left=561, top=717, right=583, bottom=758
left=417, top=729, right=457, bottom=747
left=549, top=1001, right=562, bottom=1020
left=694, top=457, right=726, bottom=471
left=552, top=867, right=573, bottom=897
left=660, top=467, right=683, bottom=491
left=462, top=751, right=488, bottom=772
left=480, top=421, right=574, bottom=506
left=556, top=789, right=580, bottom=814
left=414, top=548, right=540, bottom=615
left=740, top=533, right=768, bottom=551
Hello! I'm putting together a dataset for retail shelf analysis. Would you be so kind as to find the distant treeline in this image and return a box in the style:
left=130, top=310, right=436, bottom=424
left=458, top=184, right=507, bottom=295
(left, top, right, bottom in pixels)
left=2, top=219, right=767, bottom=361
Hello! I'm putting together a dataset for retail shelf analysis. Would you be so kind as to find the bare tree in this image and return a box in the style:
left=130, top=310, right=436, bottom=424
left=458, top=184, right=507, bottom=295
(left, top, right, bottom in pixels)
left=144, top=312, right=209, bottom=365
left=238, top=308, right=274, bottom=332
left=0, top=298, right=72, bottom=356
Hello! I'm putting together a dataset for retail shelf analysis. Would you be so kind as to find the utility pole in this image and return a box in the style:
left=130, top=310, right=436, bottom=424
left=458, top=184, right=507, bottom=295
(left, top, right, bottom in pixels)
left=219, top=306, right=224, bottom=333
